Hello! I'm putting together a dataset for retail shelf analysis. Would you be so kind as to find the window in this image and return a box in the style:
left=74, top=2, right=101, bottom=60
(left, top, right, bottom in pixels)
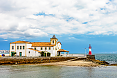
left=41, top=47, right=43, bottom=50
left=53, top=47, right=54, bottom=50
left=20, top=46, right=22, bottom=49
left=12, top=46, right=14, bottom=49
left=17, top=46, right=19, bottom=49
left=29, top=51, right=30, bottom=53
left=23, top=46, right=25, bottom=49
left=49, top=47, right=51, bottom=50
left=45, top=47, right=47, bottom=50
left=34, top=47, right=36, bottom=50
left=53, top=40, right=54, bottom=43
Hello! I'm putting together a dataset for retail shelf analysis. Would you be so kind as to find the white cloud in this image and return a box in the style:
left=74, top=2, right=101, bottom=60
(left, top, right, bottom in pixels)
left=68, top=37, right=83, bottom=41
left=3, top=40, right=8, bottom=41
left=0, top=0, right=117, bottom=39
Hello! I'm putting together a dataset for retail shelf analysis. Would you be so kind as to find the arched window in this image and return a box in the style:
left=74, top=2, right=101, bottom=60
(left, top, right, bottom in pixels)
left=12, top=46, right=14, bottom=49
left=23, top=46, right=25, bottom=49
left=34, top=47, right=36, bottom=50
left=41, top=47, right=43, bottom=50
left=45, top=47, right=47, bottom=50
left=53, top=40, right=54, bottom=44
left=20, top=46, right=22, bottom=49
left=29, top=51, right=30, bottom=53
left=49, top=47, right=51, bottom=50
left=17, top=46, right=19, bottom=49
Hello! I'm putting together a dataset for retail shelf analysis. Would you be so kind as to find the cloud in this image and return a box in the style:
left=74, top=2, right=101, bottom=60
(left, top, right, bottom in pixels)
left=3, top=40, right=8, bottom=41
left=0, top=0, right=117, bottom=39
left=68, top=37, right=83, bottom=41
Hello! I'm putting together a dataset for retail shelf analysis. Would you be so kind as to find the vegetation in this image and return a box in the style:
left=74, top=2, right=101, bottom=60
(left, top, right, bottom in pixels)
left=40, top=51, right=51, bottom=57
left=40, top=51, right=44, bottom=57
left=47, top=52, right=51, bottom=57
left=11, top=52, right=16, bottom=56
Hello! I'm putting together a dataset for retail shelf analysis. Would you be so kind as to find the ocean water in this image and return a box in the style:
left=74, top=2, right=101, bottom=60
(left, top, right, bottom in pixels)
left=0, top=54, right=117, bottom=78
left=0, top=65, right=117, bottom=78
left=95, top=54, right=117, bottom=64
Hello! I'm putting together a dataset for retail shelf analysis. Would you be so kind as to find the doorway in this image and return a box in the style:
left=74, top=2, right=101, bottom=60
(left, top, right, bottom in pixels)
left=11, top=52, right=15, bottom=57
left=19, top=52, right=22, bottom=57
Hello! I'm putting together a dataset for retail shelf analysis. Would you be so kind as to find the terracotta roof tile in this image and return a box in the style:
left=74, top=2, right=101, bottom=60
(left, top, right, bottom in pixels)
left=11, top=41, right=31, bottom=44
left=11, top=41, right=56, bottom=47
left=57, top=49, right=69, bottom=52
left=31, top=42, right=55, bottom=47
left=57, top=42, right=61, bottom=44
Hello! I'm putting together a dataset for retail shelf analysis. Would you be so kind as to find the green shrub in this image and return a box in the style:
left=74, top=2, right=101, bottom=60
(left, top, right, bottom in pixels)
left=47, top=52, right=51, bottom=57
left=44, top=53, right=46, bottom=57
left=40, top=51, right=44, bottom=57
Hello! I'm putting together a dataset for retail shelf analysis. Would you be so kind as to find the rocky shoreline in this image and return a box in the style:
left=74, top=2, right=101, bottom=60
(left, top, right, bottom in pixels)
left=37, top=60, right=100, bottom=67
left=0, top=57, right=116, bottom=67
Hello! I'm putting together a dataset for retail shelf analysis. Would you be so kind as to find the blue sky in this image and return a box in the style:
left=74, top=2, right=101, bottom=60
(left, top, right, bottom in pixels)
left=0, top=0, right=117, bottom=54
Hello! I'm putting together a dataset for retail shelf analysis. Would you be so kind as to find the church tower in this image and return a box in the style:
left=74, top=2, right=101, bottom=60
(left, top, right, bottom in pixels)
left=50, top=35, right=58, bottom=45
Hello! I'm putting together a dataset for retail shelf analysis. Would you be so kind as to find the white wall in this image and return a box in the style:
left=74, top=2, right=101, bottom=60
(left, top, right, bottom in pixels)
left=15, top=43, right=26, bottom=56
left=10, top=44, right=15, bottom=56
left=26, top=44, right=40, bottom=57
left=26, top=49, right=40, bottom=57
left=10, top=41, right=62, bottom=57
left=10, top=44, right=15, bottom=52
left=33, top=47, right=54, bottom=57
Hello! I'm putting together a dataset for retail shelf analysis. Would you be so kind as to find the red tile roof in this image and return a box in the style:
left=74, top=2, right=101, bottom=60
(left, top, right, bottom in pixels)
left=10, top=41, right=31, bottom=44
left=57, top=49, right=69, bottom=52
left=57, top=42, right=61, bottom=44
left=31, top=42, right=55, bottom=47
left=11, top=41, right=56, bottom=47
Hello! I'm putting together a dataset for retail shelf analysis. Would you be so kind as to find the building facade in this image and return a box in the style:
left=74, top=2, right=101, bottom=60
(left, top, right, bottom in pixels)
left=10, top=35, right=68, bottom=57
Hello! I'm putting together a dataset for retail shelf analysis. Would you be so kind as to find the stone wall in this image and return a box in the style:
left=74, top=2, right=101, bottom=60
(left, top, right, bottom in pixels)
left=86, top=55, right=95, bottom=59
left=0, top=57, right=80, bottom=65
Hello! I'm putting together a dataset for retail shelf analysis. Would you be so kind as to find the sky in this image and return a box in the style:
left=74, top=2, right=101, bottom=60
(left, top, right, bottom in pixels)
left=0, top=0, right=117, bottom=54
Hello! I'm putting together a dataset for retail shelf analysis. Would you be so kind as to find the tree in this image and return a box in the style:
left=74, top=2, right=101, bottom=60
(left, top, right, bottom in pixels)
left=40, top=51, right=44, bottom=57
left=47, top=52, right=51, bottom=57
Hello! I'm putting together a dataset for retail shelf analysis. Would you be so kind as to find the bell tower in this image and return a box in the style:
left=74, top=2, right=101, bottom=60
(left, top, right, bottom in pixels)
left=50, top=35, right=58, bottom=45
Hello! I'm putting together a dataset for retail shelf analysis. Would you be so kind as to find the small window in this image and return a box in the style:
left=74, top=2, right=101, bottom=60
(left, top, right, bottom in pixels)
left=34, top=47, right=36, bottom=50
left=17, top=46, right=19, bottom=49
left=20, top=46, right=22, bottom=49
left=41, top=47, right=43, bottom=50
left=45, top=47, right=47, bottom=50
left=12, top=46, right=14, bottom=49
left=23, top=46, right=25, bottom=49
left=53, top=40, right=54, bottom=43
left=29, top=51, right=30, bottom=53
left=49, top=47, right=51, bottom=50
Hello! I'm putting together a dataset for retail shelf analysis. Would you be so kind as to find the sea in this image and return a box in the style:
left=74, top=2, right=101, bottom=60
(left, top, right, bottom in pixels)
left=95, top=54, right=117, bottom=64
left=0, top=54, right=117, bottom=78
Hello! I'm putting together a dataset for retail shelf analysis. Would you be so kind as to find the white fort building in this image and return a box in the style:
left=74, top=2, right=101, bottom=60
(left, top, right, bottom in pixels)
left=10, top=35, right=69, bottom=57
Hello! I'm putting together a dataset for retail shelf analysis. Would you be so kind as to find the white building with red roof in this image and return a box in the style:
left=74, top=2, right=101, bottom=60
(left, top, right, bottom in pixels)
left=9, top=35, right=69, bottom=57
